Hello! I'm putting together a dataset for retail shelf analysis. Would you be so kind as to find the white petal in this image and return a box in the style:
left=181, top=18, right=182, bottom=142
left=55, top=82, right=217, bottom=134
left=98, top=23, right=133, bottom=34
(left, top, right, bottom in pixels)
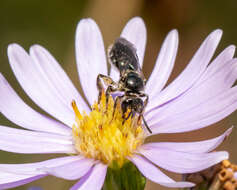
left=0, top=156, right=82, bottom=174
left=146, top=58, right=237, bottom=127
left=129, top=155, right=195, bottom=188
left=0, top=74, right=71, bottom=135
left=30, top=45, right=90, bottom=114
left=198, top=45, right=235, bottom=83
left=139, top=148, right=228, bottom=174
left=121, top=17, right=146, bottom=66
left=0, top=172, right=45, bottom=189
left=7, top=44, right=75, bottom=127
left=70, top=163, right=107, bottom=190
left=147, top=29, right=222, bottom=111
left=149, top=86, right=237, bottom=134
left=142, top=127, right=232, bottom=153
left=0, top=125, right=75, bottom=154
left=42, top=158, right=95, bottom=180
left=75, top=18, right=107, bottom=105
left=146, top=29, right=178, bottom=95
left=0, top=156, right=83, bottom=189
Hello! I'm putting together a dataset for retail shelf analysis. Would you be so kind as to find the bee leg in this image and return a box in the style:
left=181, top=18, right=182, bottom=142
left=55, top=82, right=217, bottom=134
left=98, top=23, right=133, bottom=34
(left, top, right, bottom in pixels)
left=141, top=115, right=152, bottom=134
left=140, top=93, right=149, bottom=107
left=105, top=84, right=118, bottom=109
left=112, top=95, right=123, bottom=118
left=96, top=74, right=105, bottom=103
left=97, top=74, right=117, bottom=104
left=138, top=94, right=152, bottom=133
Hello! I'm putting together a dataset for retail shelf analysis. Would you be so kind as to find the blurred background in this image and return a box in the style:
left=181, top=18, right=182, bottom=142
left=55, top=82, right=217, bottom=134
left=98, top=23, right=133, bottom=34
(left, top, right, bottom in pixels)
left=0, top=0, right=237, bottom=189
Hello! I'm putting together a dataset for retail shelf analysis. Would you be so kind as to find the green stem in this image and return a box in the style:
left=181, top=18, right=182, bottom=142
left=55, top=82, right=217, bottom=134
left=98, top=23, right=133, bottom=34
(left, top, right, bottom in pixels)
left=102, top=161, right=146, bottom=190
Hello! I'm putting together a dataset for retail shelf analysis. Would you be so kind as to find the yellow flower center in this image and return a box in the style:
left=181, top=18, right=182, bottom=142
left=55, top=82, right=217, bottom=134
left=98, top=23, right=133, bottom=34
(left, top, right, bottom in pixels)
left=71, top=92, right=145, bottom=167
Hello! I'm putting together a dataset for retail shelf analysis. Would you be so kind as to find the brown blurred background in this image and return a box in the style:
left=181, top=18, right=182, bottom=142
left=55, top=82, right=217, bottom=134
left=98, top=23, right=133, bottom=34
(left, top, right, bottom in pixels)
left=0, top=0, right=237, bottom=189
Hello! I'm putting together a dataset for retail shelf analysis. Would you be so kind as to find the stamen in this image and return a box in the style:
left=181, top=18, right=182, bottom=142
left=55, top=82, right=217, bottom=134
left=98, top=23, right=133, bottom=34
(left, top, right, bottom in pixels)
left=72, top=92, right=145, bottom=167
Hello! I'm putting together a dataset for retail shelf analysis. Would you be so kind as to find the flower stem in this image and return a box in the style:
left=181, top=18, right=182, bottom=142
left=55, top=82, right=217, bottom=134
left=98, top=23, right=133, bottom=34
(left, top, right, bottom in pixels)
left=102, top=161, right=146, bottom=190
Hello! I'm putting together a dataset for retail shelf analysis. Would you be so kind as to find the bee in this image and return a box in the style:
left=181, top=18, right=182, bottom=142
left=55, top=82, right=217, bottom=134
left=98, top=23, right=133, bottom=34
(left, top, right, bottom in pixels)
left=97, top=37, right=152, bottom=133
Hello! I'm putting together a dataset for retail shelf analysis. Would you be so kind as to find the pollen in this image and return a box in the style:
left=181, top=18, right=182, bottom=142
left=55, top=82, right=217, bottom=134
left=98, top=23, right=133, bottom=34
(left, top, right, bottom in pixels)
left=71, top=92, right=145, bottom=167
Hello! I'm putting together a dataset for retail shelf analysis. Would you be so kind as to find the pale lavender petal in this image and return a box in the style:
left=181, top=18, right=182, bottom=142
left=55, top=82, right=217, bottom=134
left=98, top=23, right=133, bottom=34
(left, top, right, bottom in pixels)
left=146, top=30, right=222, bottom=111
left=43, top=158, right=95, bottom=180
left=198, top=45, right=235, bottom=83
left=0, top=156, right=82, bottom=174
left=139, top=147, right=228, bottom=173
left=149, top=86, right=237, bottom=134
left=0, top=156, right=83, bottom=188
left=129, top=155, right=195, bottom=188
left=0, top=173, right=46, bottom=190
left=146, top=58, right=237, bottom=126
left=109, top=66, right=120, bottom=83
left=0, top=74, right=71, bottom=135
left=146, top=30, right=178, bottom=96
left=141, top=127, right=232, bottom=153
left=29, top=45, right=90, bottom=114
left=121, top=17, right=146, bottom=66
left=70, top=163, right=107, bottom=190
left=7, top=44, right=75, bottom=127
left=75, top=18, right=107, bottom=105
left=0, top=125, right=75, bottom=154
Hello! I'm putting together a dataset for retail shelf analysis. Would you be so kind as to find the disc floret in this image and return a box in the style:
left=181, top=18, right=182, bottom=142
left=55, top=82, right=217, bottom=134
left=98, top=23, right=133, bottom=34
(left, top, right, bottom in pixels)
left=72, top=93, right=145, bottom=167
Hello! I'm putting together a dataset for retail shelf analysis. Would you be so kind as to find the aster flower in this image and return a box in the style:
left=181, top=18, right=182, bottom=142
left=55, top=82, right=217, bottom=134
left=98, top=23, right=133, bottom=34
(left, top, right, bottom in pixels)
left=0, top=17, right=236, bottom=190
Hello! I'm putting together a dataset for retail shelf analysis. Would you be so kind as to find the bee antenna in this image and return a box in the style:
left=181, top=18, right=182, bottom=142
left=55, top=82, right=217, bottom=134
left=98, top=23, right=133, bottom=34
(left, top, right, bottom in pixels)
left=142, top=115, right=152, bottom=134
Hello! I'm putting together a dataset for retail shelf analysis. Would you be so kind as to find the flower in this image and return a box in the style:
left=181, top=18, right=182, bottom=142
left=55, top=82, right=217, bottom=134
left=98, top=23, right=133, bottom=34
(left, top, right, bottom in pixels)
left=0, top=17, right=236, bottom=189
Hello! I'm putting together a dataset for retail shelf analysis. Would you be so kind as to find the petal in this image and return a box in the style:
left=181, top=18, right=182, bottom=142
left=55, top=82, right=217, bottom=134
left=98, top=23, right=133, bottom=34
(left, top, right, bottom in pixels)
left=0, top=74, right=71, bottom=135
left=43, top=158, right=95, bottom=180
left=70, top=163, right=107, bottom=190
left=149, top=86, right=237, bottom=134
left=0, top=156, right=82, bottom=174
left=142, top=127, right=232, bottom=154
left=75, top=18, right=107, bottom=105
left=198, top=45, right=235, bottom=83
left=0, top=173, right=45, bottom=190
left=7, top=44, right=75, bottom=127
left=139, top=148, right=228, bottom=173
left=128, top=155, right=195, bottom=188
left=0, top=125, right=75, bottom=154
left=110, top=17, right=147, bottom=81
left=147, top=29, right=222, bottom=111
left=146, top=30, right=178, bottom=95
left=29, top=45, right=90, bottom=114
left=0, top=156, right=82, bottom=188
left=146, top=58, right=237, bottom=127
left=121, top=17, right=146, bottom=66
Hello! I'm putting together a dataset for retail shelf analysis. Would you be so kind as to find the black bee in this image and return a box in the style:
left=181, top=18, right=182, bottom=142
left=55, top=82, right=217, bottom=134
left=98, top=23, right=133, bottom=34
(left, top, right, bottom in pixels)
left=97, top=37, right=152, bottom=133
